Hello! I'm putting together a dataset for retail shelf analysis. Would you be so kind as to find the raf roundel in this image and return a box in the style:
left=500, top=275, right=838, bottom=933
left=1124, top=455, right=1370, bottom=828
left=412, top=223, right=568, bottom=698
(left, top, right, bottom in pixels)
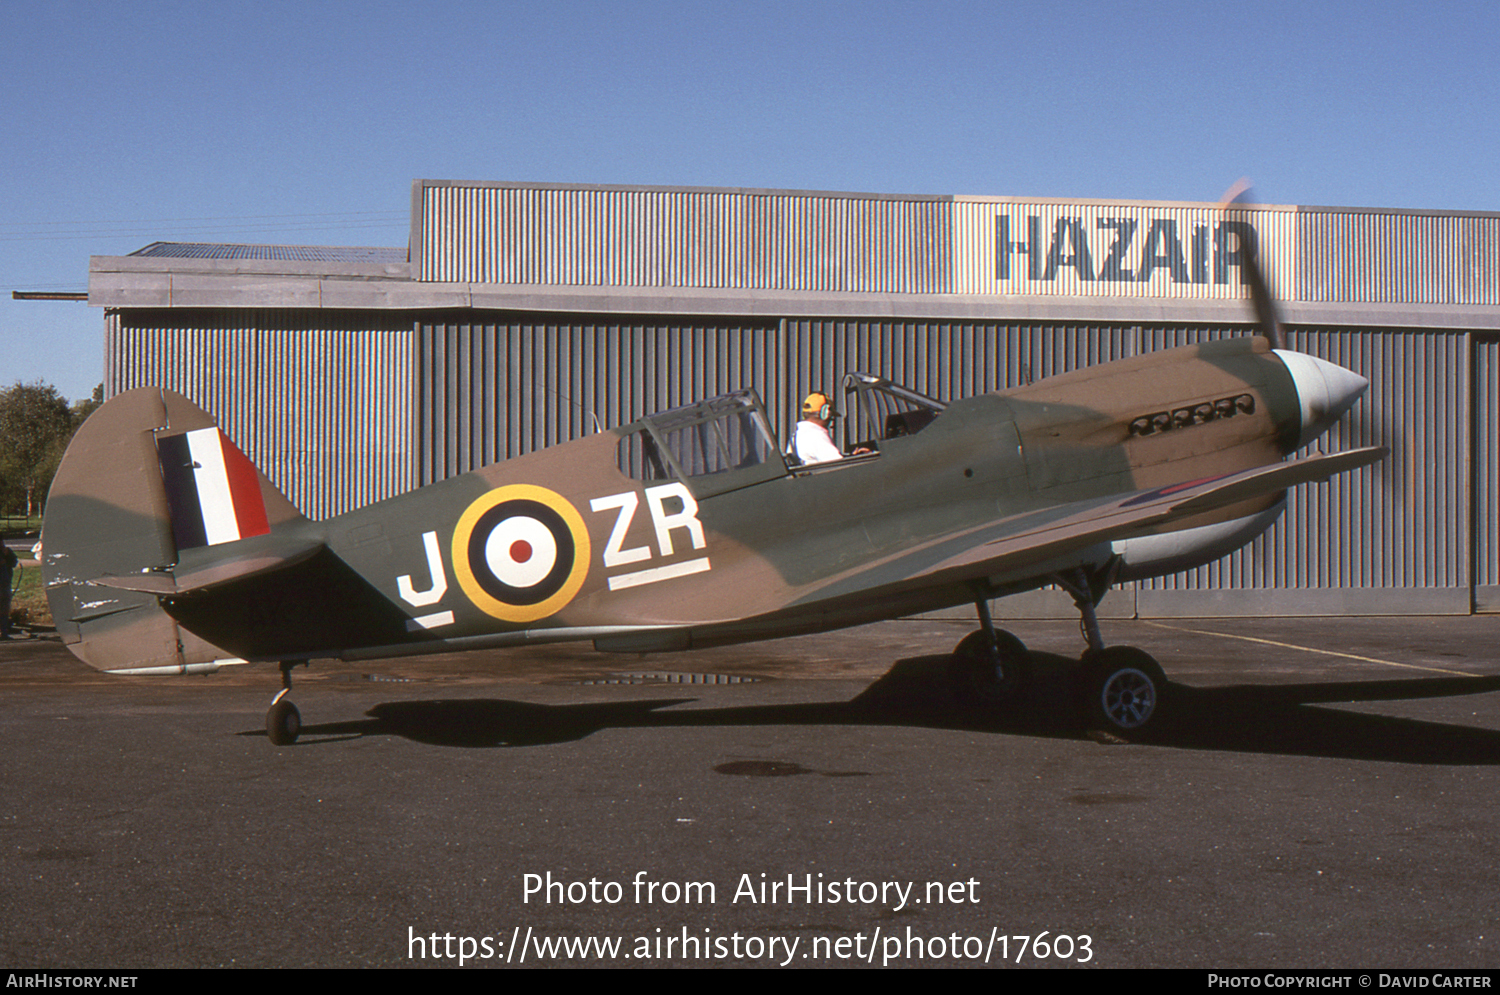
left=452, top=484, right=592, bottom=622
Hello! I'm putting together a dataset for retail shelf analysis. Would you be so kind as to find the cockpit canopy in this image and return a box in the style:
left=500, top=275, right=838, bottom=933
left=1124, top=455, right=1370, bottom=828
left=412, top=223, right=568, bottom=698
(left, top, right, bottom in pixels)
left=841, top=372, right=946, bottom=444
left=612, top=375, right=947, bottom=496
left=615, top=390, right=783, bottom=497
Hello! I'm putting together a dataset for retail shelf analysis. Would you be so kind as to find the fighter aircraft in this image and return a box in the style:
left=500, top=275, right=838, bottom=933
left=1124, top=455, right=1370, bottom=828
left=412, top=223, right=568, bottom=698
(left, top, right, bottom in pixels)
left=41, top=242, right=1381, bottom=745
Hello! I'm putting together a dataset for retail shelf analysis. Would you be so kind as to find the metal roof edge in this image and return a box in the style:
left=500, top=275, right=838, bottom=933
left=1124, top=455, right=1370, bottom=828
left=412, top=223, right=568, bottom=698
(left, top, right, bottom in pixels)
left=1294, top=203, right=1500, bottom=220
left=952, top=195, right=1300, bottom=211
left=86, top=263, right=1500, bottom=330
left=91, top=254, right=411, bottom=280
left=413, top=179, right=1500, bottom=218
left=412, top=178, right=957, bottom=203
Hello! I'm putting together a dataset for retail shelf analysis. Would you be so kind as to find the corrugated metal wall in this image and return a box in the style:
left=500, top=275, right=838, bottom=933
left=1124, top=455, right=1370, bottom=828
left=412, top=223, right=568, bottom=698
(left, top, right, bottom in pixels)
left=417, top=182, right=1500, bottom=308
left=1477, top=335, right=1500, bottom=611
left=106, top=309, right=414, bottom=520
left=416, top=318, right=784, bottom=483
left=419, top=184, right=951, bottom=293
left=1297, top=211, right=1500, bottom=305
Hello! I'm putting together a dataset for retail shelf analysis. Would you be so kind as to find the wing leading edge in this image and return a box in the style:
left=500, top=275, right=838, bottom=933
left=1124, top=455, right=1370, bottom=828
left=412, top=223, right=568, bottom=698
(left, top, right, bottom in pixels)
left=802, top=447, right=1386, bottom=604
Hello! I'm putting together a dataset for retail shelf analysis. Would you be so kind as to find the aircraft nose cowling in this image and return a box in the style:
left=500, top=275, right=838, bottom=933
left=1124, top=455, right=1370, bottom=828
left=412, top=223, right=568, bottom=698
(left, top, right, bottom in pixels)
left=1272, top=350, right=1369, bottom=450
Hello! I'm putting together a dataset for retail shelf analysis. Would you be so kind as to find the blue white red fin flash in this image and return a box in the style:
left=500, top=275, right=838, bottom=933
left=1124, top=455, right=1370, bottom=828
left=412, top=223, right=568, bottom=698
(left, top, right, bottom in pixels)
left=157, top=427, right=272, bottom=550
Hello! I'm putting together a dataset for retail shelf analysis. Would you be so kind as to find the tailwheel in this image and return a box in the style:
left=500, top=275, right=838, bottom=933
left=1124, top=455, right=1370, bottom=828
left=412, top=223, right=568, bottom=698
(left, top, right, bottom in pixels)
left=1076, top=646, right=1165, bottom=737
left=266, top=661, right=305, bottom=746
left=949, top=628, right=1030, bottom=705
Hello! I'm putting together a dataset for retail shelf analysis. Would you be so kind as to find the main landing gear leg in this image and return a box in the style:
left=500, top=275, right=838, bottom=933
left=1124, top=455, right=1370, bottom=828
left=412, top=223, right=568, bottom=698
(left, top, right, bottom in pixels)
left=266, top=662, right=303, bottom=746
left=1054, top=565, right=1111, bottom=654
left=1054, top=563, right=1166, bottom=739
left=948, top=583, right=1030, bottom=705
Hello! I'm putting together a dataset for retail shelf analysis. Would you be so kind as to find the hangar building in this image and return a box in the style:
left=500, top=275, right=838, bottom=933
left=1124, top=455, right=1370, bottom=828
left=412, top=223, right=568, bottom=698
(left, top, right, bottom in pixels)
left=88, top=180, right=1500, bottom=618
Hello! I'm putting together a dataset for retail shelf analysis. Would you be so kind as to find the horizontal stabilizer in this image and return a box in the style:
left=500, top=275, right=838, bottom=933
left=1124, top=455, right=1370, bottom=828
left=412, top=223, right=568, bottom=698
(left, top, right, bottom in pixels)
left=91, top=535, right=325, bottom=596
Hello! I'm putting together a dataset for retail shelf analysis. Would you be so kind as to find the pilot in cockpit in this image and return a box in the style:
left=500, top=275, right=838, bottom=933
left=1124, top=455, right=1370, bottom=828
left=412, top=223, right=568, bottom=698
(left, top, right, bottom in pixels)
left=789, top=392, right=871, bottom=465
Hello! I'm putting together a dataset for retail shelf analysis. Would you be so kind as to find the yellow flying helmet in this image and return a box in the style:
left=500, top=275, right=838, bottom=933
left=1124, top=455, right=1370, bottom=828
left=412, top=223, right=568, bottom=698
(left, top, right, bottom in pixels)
left=801, top=392, right=834, bottom=420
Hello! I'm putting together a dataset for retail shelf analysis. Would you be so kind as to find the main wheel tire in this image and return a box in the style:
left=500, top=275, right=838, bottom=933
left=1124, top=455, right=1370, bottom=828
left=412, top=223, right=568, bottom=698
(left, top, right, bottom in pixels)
left=267, top=699, right=301, bottom=746
left=1077, top=646, right=1165, bottom=736
left=949, top=628, right=1030, bottom=705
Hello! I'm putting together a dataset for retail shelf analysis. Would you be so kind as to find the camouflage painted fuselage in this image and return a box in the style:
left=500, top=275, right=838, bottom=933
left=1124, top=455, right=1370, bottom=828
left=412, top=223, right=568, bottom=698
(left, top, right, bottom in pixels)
left=43, top=336, right=1375, bottom=674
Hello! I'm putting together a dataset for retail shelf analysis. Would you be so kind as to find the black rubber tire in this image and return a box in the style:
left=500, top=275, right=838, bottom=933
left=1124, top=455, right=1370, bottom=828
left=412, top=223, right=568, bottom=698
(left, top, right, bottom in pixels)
left=267, top=699, right=301, bottom=746
left=949, top=628, right=1030, bottom=705
left=1077, top=646, right=1165, bottom=736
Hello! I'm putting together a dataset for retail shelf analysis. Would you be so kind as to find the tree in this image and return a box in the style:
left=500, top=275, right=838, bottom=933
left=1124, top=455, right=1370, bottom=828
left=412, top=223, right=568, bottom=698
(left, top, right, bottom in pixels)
left=71, top=384, right=104, bottom=427
left=0, top=381, right=75, bottom=517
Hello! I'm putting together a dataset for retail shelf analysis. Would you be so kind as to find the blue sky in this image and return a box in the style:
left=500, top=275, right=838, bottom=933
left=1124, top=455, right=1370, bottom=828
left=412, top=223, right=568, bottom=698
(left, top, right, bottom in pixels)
left=4, top=0, right=1497, bottom=401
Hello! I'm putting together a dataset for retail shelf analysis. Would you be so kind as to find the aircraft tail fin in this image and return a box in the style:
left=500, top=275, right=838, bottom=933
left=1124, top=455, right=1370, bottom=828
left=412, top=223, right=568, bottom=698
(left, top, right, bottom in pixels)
left=42, top=387, right=307, bottom=671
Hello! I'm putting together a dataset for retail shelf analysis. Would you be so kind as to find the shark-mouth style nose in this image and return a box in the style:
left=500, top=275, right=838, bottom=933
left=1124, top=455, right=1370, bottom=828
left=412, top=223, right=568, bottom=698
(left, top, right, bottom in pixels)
left=1273, top=350, right=1369, bottom=450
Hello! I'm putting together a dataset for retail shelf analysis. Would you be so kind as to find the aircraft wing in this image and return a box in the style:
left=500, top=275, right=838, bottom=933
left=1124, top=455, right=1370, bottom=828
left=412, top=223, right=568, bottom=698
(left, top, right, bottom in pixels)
left=805, top=447, right=1386, bottom=603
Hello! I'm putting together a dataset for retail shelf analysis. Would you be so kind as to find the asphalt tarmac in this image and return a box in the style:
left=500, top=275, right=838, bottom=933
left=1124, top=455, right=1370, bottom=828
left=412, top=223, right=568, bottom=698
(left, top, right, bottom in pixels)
left=3, top=613, right=1500, bottom=969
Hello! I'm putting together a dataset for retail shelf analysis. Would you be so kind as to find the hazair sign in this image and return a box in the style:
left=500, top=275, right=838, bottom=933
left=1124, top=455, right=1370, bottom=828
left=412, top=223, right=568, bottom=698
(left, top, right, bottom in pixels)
left=951, top=202, right=1295, bottom=299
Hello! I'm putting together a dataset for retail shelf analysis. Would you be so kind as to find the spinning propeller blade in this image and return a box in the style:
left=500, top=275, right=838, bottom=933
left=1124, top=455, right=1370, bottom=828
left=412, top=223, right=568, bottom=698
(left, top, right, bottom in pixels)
left=1221, top=179, right=1285, bottom=351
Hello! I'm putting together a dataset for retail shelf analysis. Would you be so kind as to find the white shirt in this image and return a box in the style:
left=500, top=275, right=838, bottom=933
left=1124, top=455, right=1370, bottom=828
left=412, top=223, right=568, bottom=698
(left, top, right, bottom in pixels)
left=791, top=420, right=843, bottom=464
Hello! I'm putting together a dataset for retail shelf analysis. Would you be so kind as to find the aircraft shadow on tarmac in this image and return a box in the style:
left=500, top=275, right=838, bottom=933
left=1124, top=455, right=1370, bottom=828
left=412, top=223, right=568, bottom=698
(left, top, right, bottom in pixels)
left=270, top=651, right=1500, bottom=765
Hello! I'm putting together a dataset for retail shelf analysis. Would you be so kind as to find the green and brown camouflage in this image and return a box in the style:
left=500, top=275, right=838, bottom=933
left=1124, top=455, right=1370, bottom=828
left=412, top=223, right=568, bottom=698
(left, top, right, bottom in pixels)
left=43, top=332, right=1378, bottom=682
